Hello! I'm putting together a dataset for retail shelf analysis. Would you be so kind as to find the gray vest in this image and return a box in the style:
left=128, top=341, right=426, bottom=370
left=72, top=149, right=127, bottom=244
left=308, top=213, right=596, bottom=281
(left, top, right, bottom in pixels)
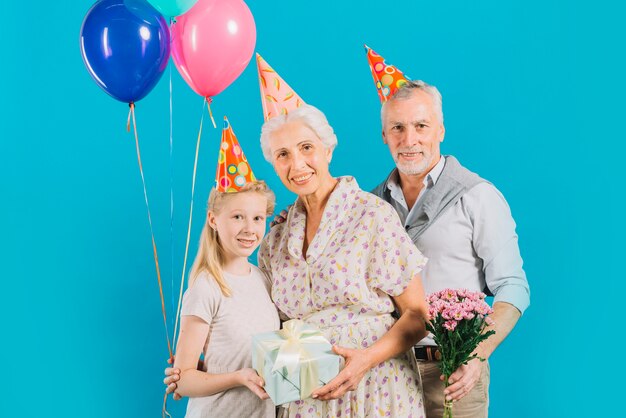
left=371, top=156, right=487, bottom=241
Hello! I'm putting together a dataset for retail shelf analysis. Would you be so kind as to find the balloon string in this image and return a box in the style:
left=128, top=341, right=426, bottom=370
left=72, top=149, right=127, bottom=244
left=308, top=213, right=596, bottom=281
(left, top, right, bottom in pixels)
left=127, top=105, right=132, bottom=132
left=173, top=99, right=207, bottom=350
left=128, top=103, right=174, bottom=361
left=164, top=25, right=175, bottom=418
left=169, top=60, right=175, bottom=337
left=162, top=391, right=172, bottom=418
left=206, top=97, right=217, bottom=128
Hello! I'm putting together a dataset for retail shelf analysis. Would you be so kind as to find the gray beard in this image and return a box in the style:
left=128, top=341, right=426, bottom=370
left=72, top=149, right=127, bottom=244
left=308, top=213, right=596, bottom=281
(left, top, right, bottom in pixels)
left=394, top=154, right=432, bottom=176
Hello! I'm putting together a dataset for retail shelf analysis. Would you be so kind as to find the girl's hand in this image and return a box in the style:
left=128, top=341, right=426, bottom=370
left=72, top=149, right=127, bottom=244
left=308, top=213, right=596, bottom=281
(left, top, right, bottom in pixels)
left=164, top=355, right=206, bottom=400
left=237, top=368, right=269, bottom=400
left=164, top=357, right=182, bottom=400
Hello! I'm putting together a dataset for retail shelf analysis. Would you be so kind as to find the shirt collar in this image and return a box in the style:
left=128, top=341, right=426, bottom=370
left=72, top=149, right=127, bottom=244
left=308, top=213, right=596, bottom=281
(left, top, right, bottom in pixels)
left=287, top=176, right=360, bottom=262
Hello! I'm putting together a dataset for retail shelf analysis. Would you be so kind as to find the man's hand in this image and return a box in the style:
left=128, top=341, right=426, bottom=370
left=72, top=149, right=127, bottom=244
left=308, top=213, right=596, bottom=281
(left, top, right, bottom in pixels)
left=269, top=208, right=289, bottom=228
left=311, top=346, right=371, bottom=400
left=442, top=357, right=483, bottom=401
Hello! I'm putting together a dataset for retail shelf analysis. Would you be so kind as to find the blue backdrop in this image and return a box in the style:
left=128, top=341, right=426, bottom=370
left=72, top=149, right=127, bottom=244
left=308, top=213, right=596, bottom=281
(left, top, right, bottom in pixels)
left=1, top=0, right=623, bottom=416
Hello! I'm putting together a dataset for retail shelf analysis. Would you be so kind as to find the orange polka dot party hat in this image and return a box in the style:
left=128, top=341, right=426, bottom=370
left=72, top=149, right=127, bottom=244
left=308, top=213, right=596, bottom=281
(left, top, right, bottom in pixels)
left=364, top=45, right=410, bottom=103
left=215, top=116, right=256, bottom=193
left=256, top=53, right=305, bottom=121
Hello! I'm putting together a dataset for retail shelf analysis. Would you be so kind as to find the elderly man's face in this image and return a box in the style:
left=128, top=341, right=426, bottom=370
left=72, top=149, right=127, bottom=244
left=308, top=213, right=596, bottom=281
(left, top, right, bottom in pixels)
left=268, top=121, right=333, bottom=197
left=382, top=90, right=445, bottom=176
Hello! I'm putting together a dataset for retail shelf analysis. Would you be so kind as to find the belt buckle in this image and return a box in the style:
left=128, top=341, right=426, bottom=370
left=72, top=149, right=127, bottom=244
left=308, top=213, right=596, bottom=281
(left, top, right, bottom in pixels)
left=420, top=346, right=442, bottom=361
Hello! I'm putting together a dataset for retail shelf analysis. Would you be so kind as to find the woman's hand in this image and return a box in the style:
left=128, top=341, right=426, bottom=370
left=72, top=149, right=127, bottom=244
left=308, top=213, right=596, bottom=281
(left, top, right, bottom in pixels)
left=312, top=274, right=428, bottom=402
left=237, top=368, right=269, bottom=400
left=270, top=208, right=289, bottom=228
left=311, top=345, right=372, bottom=400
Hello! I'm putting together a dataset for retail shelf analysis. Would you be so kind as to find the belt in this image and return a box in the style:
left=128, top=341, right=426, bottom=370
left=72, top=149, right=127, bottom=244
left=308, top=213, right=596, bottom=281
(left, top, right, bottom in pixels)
left=414, top=346, right=442, bottom=361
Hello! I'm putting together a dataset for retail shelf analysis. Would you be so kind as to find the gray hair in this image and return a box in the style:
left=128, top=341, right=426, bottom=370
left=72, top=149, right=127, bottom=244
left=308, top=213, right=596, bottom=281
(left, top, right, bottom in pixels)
left=381, top=79, right=444, bottom=124
left=260, top=104, right=338, bottom=162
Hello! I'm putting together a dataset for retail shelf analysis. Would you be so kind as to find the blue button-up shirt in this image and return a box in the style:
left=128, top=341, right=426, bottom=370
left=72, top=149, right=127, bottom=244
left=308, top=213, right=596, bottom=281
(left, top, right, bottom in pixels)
left=385, top=156, right=530, bottom=346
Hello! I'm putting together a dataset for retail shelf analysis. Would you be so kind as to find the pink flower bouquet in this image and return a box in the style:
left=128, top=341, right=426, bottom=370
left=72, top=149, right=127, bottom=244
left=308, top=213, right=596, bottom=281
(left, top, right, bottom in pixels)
left=425, top=289, right=496, bottom=418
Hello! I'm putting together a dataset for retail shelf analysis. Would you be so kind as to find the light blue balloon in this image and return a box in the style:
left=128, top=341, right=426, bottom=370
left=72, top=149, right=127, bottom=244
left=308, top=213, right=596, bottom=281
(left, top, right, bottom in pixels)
left=147, top=0, right=199, bottom=17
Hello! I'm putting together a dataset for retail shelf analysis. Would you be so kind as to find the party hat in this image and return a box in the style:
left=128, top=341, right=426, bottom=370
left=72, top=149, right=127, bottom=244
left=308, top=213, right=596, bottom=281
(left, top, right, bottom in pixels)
left=256, top=53, right=305, bottom=121
left=364, top=45, right=410, bottom=103
left=215, top=117, right=256, bottom=193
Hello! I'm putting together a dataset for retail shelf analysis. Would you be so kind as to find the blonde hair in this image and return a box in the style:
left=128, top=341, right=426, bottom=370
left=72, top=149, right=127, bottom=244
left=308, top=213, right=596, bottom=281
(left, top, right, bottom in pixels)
left=188, top=181, right=276, bottom=296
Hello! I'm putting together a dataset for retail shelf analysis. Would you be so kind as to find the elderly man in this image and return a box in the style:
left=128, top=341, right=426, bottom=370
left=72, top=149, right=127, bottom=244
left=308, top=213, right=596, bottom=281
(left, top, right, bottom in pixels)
left=367, top=49, right=530, bottom=417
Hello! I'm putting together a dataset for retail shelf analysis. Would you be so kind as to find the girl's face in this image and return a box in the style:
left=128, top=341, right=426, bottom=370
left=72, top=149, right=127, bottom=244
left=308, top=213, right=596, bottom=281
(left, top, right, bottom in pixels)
left=207, top=192, right=268, bottom=260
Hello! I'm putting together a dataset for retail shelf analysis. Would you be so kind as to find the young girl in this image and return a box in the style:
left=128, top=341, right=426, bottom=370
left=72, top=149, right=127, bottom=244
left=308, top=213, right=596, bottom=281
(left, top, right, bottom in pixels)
left=171, top=180, right=280, bottom=417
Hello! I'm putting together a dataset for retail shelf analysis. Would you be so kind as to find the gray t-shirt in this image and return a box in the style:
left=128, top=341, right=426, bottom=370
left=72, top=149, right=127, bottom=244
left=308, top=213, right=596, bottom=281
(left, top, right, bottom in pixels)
left=181, top=266, right=280, bottom=418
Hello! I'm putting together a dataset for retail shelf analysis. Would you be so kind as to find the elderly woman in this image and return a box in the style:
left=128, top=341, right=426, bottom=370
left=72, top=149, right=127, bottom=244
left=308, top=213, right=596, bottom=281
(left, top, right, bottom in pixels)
left=258, top=104, right=429, bottom=418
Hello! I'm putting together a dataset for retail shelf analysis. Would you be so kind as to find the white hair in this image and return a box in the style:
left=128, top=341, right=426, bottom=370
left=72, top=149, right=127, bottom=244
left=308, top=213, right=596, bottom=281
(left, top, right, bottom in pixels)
left=381, top=79, right=444, bottom=124
left=260, top=104, right=338, bottom=162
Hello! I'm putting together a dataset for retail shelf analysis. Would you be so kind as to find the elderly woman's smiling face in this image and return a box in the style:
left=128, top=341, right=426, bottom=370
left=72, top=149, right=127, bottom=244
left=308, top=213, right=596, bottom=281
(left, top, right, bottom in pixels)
left=268, top=120, right=333, bottom=197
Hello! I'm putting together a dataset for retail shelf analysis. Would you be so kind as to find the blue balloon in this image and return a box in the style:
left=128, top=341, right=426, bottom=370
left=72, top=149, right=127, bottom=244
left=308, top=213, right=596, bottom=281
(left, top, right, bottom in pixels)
left=80, top=0, right=171, bottom=103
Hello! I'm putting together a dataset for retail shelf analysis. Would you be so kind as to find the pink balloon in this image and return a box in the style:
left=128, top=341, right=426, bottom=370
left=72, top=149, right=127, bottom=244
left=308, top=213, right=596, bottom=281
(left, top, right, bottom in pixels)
left=171, top=0, right=256, bottom=98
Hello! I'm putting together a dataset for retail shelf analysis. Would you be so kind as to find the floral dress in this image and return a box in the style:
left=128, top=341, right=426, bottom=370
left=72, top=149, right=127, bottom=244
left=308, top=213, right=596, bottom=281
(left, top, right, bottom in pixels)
left=259, top=176, right=427, bottom=418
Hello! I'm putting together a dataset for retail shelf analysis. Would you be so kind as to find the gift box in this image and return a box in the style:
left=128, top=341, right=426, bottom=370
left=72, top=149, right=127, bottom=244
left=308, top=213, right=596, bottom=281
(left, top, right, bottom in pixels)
left=252, top=319, right=342, bottom=405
